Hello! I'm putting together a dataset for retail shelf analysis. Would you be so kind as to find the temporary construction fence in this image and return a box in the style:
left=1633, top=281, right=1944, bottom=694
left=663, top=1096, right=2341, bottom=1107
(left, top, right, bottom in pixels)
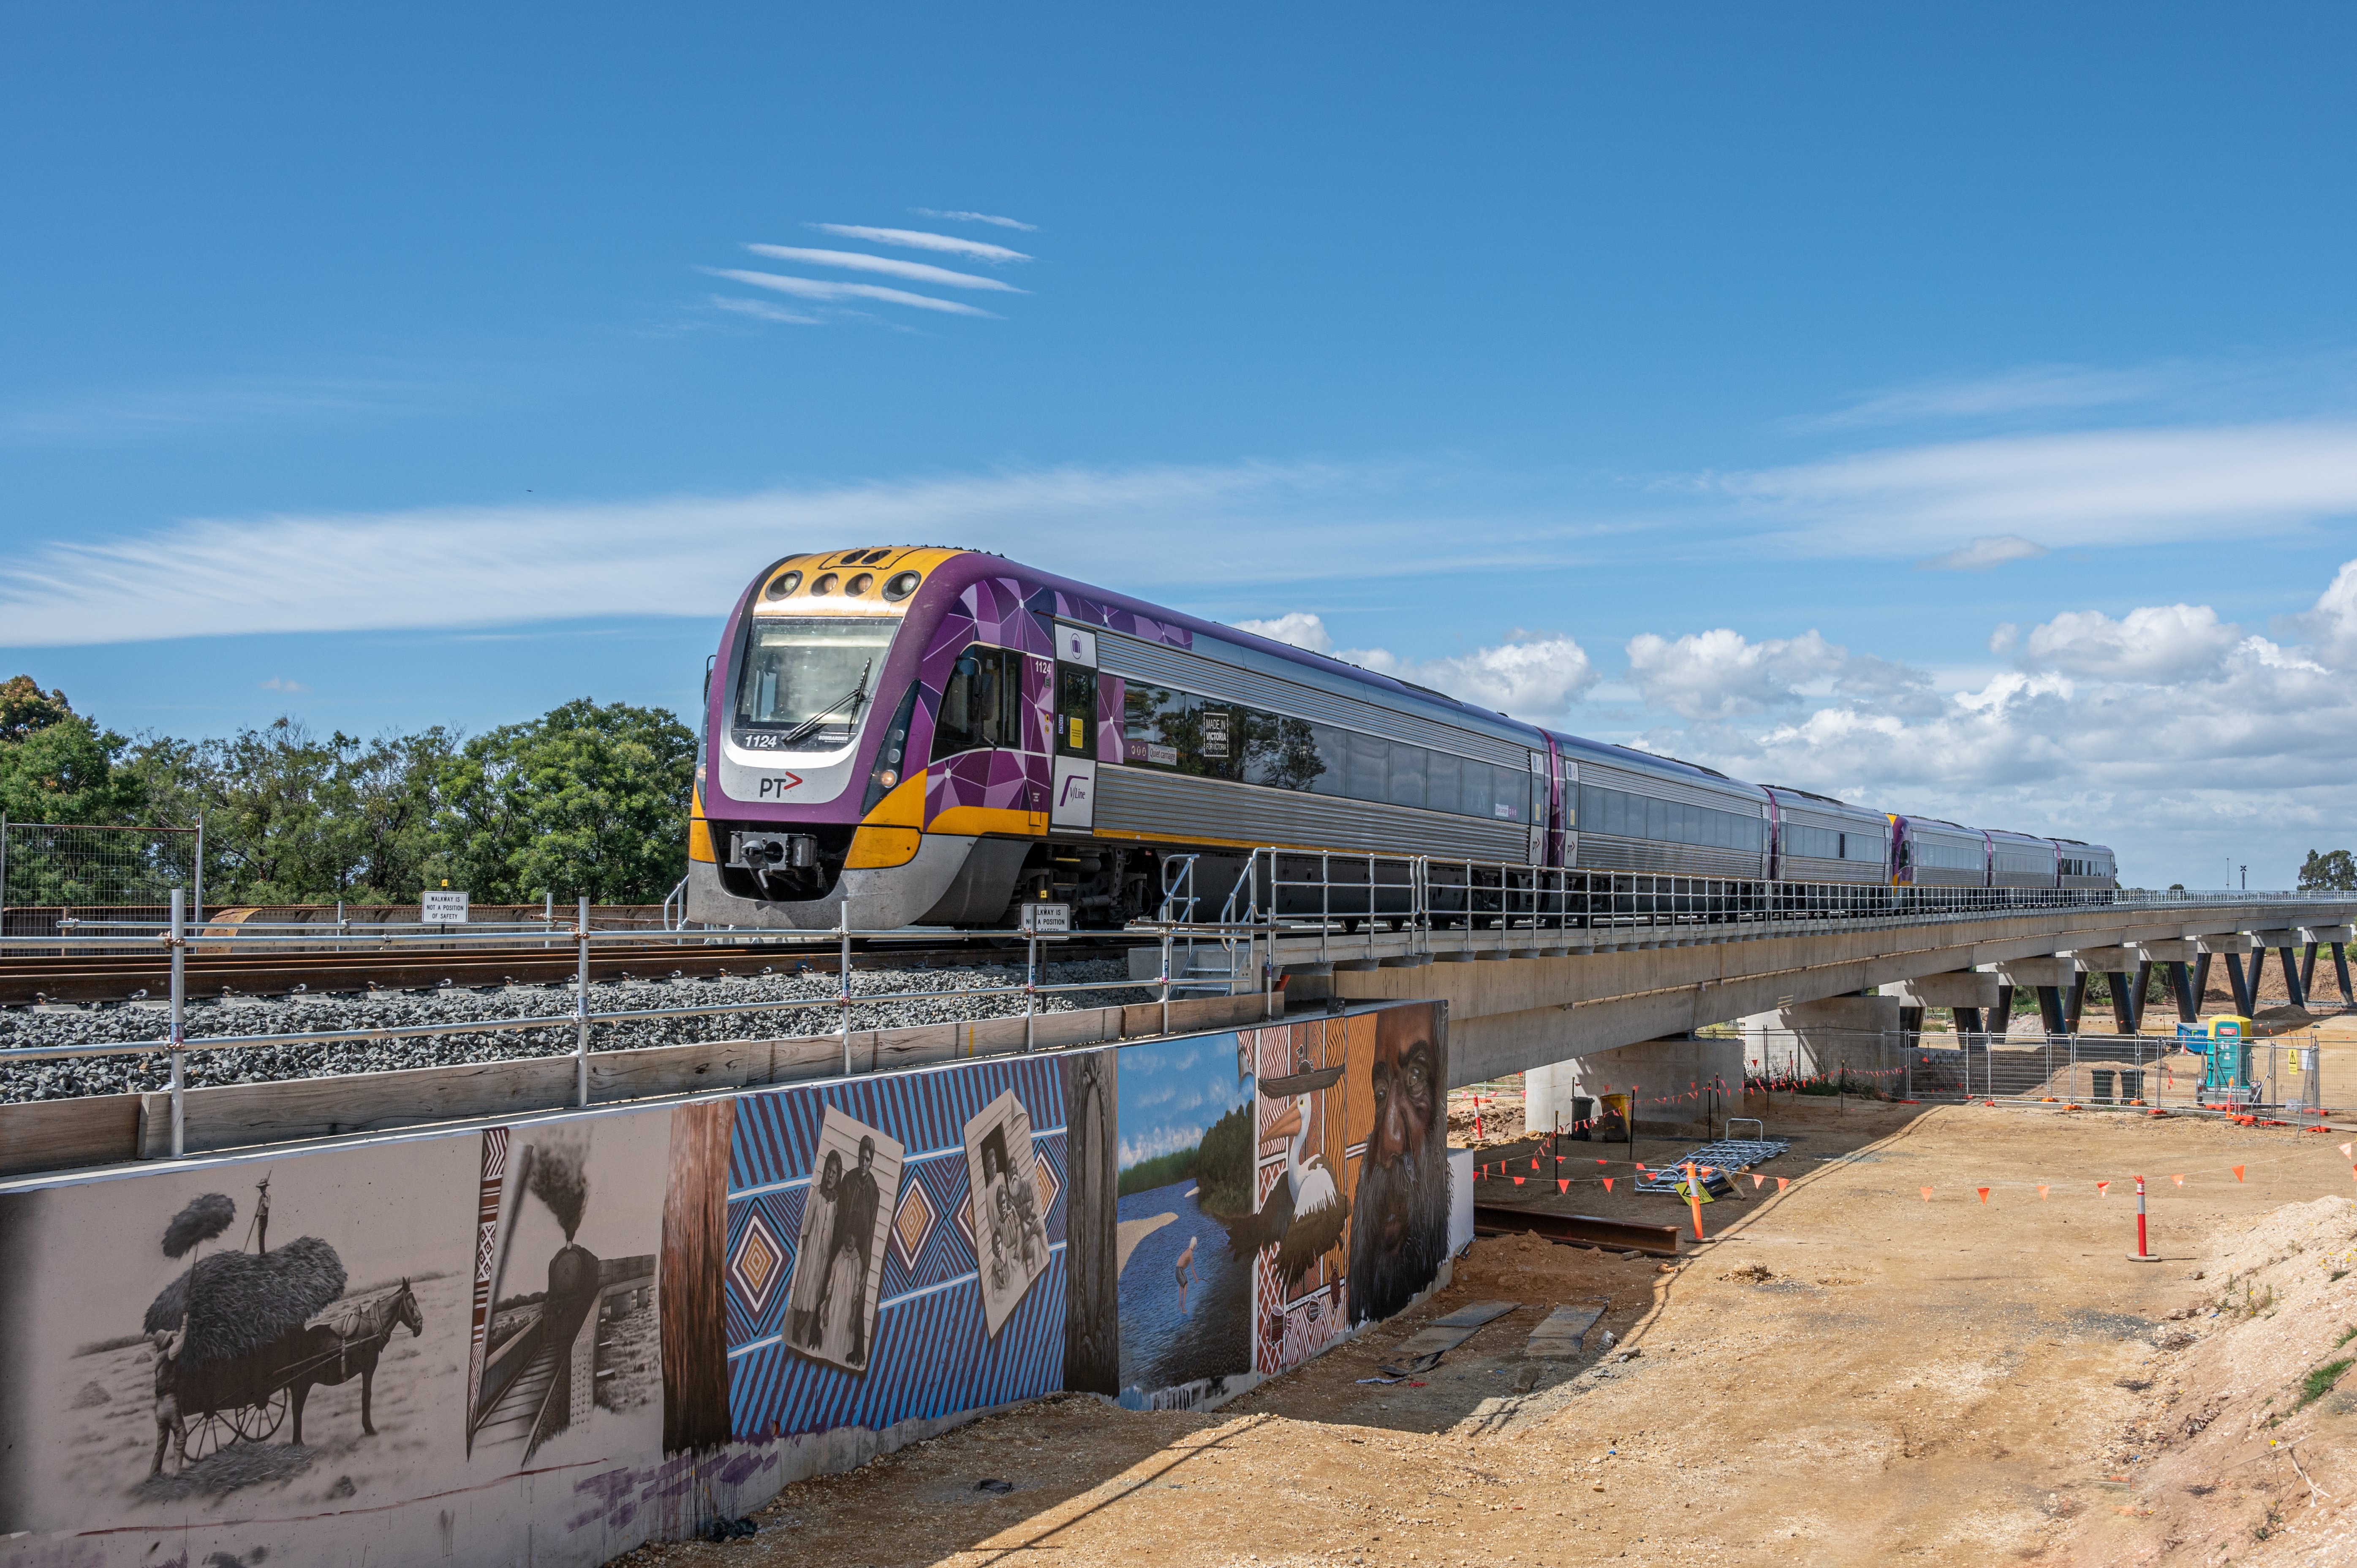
left=0, top=820, right=200, bottom=938
left=1740, top=1027, right=2335, bottom=1115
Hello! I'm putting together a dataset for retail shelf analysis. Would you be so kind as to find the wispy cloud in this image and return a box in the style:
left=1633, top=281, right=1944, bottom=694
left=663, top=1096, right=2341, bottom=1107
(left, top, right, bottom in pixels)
left=1723, top=421, right=2357, bottom=556
left=912, top=209, right=1037, bottom=232
left=0, top=373, right=430, bottom=447
left=257, top=677, right=310, bottom=693
left=1913, top=534, right=2048, bottom=571
left=703, top=268, right=999, bottom=318
left=710, top=295, right=824, bottom=326
left=807, top=224, right=1031, bottom=264
left=742, top=244, right=1025, bottom=293
left=0, top=461, right=1478, bottom=647
left=1801, top=364, right=2194, bottom=430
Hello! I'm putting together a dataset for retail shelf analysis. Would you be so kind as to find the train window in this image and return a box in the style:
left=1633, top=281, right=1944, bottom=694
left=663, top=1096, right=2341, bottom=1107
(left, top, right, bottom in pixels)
left=734, top=616, right=898, bottom=745
left=1387, top=742, right=1427, bottom=810
left=1427, top=750, right=1462, bottom=813
left=931, top=644, right=1022, bottom=760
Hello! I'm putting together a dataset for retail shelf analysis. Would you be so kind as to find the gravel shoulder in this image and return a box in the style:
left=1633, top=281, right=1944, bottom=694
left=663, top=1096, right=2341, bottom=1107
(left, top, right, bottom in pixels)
left=0, top=960, right=1150, bottom=1102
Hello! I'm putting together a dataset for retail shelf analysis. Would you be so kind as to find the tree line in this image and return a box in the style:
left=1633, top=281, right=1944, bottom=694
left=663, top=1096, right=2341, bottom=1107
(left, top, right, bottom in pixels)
left=0, top=674, right=696, bottom=906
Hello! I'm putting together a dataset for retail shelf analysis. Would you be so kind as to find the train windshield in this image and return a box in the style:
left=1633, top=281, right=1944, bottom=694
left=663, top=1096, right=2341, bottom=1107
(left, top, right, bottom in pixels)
left=733, top=617, right=898, bottom=746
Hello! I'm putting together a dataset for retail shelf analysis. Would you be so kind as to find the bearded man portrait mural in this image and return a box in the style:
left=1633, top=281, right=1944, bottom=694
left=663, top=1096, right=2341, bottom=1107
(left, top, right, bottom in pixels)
left=1346, top=1003, right=1447, bottom=1326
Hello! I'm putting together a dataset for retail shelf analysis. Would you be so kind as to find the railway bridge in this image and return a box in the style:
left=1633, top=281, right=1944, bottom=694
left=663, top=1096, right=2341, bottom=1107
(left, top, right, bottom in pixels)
left=1250, top=893, right=2357, bottom=1112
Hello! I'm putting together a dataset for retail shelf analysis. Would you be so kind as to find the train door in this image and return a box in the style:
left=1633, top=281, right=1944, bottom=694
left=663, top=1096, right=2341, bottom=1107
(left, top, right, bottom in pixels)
left=1528, top=751, right=1548, bottom=865
left=1051, top=624, right=1098, bottom=831
left=1549, top=743, right=1574, bottom=868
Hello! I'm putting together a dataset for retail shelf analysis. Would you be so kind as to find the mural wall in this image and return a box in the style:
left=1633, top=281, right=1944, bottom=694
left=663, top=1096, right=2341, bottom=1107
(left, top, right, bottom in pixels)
left=0, top=1000, right=1444, bottom=1567
left=1113, top=1001, right=1450, bottom=1409
left=721, top=1056, right=1071, bottom=1441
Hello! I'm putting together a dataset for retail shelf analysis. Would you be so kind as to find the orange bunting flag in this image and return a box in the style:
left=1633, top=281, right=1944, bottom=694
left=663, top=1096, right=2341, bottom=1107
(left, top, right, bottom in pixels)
left=1635, top=1163, right=1649, bottom=1172
left=2172, top=1174, right=2185, bottom=1186
left=2038, top=1185, right=2049, bottom=1199
left=1775, top=1177, right=1789, bottom=1192
left=1603, top=1177, right=1615, bottom=1192
left=2342, top=1142, right=2353, bottom=1158
left=1557, top=1179, right=1569, bottom=1193
left=2349, top=1164, right=2357, bottom=1184
left=1752, top=1174, right=1765, bottom=1189
left=1920, top=1188, right=1933, bottom=1201
left=1531, top=1159, right=1541, bottom=1171
left=1512, top=1176, right=1525, bottom=1186
left=1595, top=1158, right=1607, bottom=1165
left=2097, top=1181, right=2111, bottom=1196
left=1977, top=1188, right=1990, bottom=1204
left=2233, top=1166, right=2246, bottom=1182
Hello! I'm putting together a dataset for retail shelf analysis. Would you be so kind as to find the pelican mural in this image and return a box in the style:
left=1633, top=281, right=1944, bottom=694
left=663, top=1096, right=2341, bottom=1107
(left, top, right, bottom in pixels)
left=1229, top=1061, right=1350, bottom=1293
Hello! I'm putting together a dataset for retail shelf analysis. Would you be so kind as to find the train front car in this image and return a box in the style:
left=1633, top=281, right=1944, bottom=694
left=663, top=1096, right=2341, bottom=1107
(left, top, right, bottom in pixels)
left=688, top=546, right=1042, bottom=931
left=689, top=546, right=1559, bottom=932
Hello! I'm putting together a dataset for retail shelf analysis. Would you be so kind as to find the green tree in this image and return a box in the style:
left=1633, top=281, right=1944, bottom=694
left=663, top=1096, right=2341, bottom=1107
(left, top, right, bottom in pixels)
left=0, top=679, right=145, bottom=828
left=435, top=699, right=695, bottom=903
left=2301, top=850, right=2357, bottom=892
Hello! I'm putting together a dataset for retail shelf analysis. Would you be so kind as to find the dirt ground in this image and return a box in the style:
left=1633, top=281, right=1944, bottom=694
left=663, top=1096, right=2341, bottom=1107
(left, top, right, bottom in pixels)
left=612, top=1094, right=2357, bottom=1567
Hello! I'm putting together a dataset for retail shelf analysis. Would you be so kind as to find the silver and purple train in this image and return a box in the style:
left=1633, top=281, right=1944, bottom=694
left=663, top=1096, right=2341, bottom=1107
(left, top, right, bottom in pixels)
left=685, top=547, right=2116, bottom=929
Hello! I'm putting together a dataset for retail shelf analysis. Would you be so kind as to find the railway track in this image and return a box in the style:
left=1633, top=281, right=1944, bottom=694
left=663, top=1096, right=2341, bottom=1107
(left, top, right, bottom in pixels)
left=0, top=935, right=1150, bottom=1007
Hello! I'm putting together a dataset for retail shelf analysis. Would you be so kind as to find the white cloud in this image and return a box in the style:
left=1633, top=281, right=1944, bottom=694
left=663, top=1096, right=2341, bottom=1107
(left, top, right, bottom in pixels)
left=0, top=461, right=1476, bottom=647
left=1232, top=611, right=1334, bottom=653
left=1724, top=421, right=2357, bottom=555
left=1620, top=559, right=2357, bottom=886
left=2019, top=603, right=2240, bottom=683
left=257, top=677, right=310, bottom=693
left=1804, top=363, right=2191, bottom=429
left=912, top=209, right=1038, bottom=232
left=0, top=373, right=429, bottom=446
left=807, top=224, right=1030, bottom=264
left=1624, top=628, right=1935, bottom=720
left=703, top=268, right=999, bottom=318
left=1346, top=634, right=1598, bottom=719
left=1914, top=534, right=2049, bottom=571
left=711, top=295, right=824, bottom=326
left=741, top=245, right=1025, bottom=293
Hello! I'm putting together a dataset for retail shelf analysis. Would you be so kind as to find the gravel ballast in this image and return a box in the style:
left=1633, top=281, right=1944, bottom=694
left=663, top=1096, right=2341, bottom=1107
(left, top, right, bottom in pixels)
left=0, top=959, right=1160, bottom=1103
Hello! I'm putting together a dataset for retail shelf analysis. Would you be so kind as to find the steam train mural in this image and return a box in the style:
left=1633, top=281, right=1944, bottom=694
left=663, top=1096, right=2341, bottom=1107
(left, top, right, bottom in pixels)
left=685, top=546, right=2115, bottom=930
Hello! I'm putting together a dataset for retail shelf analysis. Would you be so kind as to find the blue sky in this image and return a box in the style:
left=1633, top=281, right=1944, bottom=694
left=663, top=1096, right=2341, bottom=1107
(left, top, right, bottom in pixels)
left=1115, top=1037, right=1251, bottom=1175
left=6, top=6, right=2357, bottom=886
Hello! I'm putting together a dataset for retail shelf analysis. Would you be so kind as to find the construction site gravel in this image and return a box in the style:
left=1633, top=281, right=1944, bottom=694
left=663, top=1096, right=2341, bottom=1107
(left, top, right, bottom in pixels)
left=614, top=1093, right=2357, bottom=1568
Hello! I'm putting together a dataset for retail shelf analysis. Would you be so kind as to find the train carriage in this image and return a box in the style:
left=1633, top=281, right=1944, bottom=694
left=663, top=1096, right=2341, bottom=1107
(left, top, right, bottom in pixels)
left=1890, top=814, right=1992, bottom=890
left=1986, top=828, right=2060, bottom=891
left=688, top=546, right=2115, bottom=931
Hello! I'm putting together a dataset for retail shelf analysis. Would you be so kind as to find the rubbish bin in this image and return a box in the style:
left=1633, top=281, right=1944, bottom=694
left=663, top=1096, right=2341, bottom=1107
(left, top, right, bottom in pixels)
left=2091, top=1068, right=2116, bottom=1104
left=2119, top=1069, right=2144, bottom=1104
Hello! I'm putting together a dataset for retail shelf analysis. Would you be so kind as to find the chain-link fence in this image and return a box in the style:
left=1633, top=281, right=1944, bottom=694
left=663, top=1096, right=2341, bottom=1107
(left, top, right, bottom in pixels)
left=0, top=820, right=200, bottom=952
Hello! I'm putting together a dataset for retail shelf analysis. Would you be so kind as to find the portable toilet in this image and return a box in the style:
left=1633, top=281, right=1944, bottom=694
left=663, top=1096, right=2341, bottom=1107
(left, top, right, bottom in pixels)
left=2186, top=1016, right=2256, bottom=1103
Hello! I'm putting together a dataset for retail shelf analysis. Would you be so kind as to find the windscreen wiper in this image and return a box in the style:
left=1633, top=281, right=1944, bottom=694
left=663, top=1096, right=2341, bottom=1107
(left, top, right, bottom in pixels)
left=773, top=659, right=873, bottom=748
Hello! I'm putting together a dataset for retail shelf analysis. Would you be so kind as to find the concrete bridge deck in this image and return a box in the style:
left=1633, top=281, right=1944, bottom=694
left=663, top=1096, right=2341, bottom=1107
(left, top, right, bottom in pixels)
left=1253, top=897, right=2357, bottom=1087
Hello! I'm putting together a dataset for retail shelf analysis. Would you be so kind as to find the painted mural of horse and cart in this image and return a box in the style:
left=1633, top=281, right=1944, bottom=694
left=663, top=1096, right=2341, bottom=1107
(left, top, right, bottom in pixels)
left=143, top=1178, right=425, bottom=1476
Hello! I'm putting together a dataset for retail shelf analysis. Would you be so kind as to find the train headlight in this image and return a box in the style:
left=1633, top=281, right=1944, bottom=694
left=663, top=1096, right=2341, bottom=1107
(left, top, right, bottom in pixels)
left=847, top=572, right=874, bottom=595
left=812, top=572, right=839, bottom=595
left=764, top=570, right=803, bottom=600
left=882, top=571, right=921, bottom=601
left=878, top=768, right=898, bottom=790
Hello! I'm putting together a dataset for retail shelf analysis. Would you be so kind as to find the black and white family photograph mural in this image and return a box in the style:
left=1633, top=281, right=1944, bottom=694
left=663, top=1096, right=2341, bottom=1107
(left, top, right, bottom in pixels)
left=784, top=1107, right=905, bottom=1375
left=963, top=1089, right=1052, bottom=1337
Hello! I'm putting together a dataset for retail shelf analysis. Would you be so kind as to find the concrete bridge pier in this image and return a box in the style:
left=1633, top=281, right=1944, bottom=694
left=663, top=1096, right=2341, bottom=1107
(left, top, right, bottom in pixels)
left=2133, top=940, right=2201, bottom=1024
left=1738, top=994, right=1903, bottom=1089
left=1992, top=957, right=2084, bottom=1038
left=2303, top=926, right=2355, bottom=1006
left=2061, top=946, right=2148, bottom=1034
left=2199, top=934, right=2257, bottom=1016
left=2252, top=930, right=2311, bottom=1010
left=1878, top=971, right=2002, bottom=1041
left=1522, top=1035, right=1743, bottom=1140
